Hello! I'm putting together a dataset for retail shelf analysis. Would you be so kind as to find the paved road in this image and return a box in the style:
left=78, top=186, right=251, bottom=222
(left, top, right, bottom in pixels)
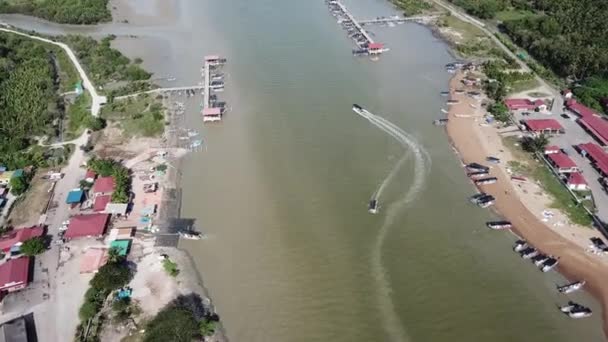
left=0, top=26, right=107, bottom=117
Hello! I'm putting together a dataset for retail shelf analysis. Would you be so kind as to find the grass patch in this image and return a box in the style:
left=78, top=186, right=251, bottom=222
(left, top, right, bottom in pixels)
left=508, top=78, right=540, bottom=94
left=440, top=14, right=486, bottom=42
left=391, top=0, right=434, bottom=15
left=101, top=95, right=165, bottom=137
left=65, top=92, right=91, bottom=140
left=495, top=9, right=536, bottom=22
left=162, top=258, right=179, bottom=277
left=502, top=137, right=593, bottom=226
left=50, top=46, right=79, bottom=93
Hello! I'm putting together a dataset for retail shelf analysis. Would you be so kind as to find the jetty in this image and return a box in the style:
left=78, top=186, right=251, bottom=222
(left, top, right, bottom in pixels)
left=325, top=0, right=388, bottom=56
left=114, top=85, right=204, bottom=100
left=359, top=15, right=439, bottom=25
left=201, top=55, right=227, bottom=122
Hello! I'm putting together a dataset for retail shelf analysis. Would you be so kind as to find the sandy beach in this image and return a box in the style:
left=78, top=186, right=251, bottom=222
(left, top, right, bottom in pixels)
left=446, top=71, right=608, bottom=337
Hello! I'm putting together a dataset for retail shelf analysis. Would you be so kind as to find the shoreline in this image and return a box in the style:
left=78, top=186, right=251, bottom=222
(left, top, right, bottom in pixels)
left=445, top=71, right=608, bottom=338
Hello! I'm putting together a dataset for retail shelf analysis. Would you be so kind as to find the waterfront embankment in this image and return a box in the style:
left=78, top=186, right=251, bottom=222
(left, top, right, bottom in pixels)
left=446, top=71, right=608, bottom=338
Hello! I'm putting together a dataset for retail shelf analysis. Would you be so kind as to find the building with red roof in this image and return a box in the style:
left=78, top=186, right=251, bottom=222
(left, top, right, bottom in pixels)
left=577, top=143, right=608, bottom=177
left=368, top=43, right=384, bottom=55
left=202, top=107, right=222, bottom=123
left=85, top=169, right=96, bottom=183
left=547, top=152, right=578, bottom=173
left=566, top=172, right=588, bottom=191
left=505, top=98, right=545, bottom=111
left=578, top=115, right=608, bottom=146
left=0, top=226, right=44, bottom=253
left=64, top=214, right=110, bottom=240
left=544, top=145, right=560, bottom=155
left=523, top=119, right=564, bottom=135
left=93, top=195, right=111, bottom=212
left=0, top=257, right=30, bottom=292
left=566, top=99, right=597, bottom=118
left=93, top=176, right=115, bottom=196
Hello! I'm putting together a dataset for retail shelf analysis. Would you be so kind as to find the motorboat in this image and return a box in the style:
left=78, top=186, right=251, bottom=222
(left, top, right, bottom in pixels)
left=433, top=118, right=449, bottom=126
left=368, top=199, right=378, bottom=214
left=475, top=177, right=497, bottom=185
left=520, top=247, right=539, bottom=259
left=568, top=306, right=592, bottom=319
left=446, top=99, right=460, bottom=105
left=440, top=91, right=450, bottom=96
left=557, top=280, right=585, bottom=294
left=513, top=240, right=528, bottom=252
left=477, top=195, right=495, bottom=208
left=179, top=231, right=203, bottom=240
left=486, top=221, right=512, bottom=230
left=559, top=301, right=578, bottom=313
left=540, top=257, right=559, bottom=272
left=467, top=171, right=490, bottom=179
left=486, top=156, right=500, bottom=164
left=469, top=192, right=488, bottom=203
left=531, top=254, right=548, bottom=266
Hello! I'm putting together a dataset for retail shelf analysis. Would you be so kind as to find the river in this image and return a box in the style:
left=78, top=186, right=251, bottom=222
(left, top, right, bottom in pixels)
left=1, top=0, right=606, bottom=340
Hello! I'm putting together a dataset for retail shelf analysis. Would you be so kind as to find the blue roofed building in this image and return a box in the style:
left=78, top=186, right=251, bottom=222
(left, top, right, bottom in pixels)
left=66, top=189, right=84, bottom=204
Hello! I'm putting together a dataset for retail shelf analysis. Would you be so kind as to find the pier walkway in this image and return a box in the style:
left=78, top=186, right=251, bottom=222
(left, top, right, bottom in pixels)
left=332, top=0, right=374, bottom=44
left=203, top=59, right=211, bottom=108
left=114, top=85, right=204, bottom=100
left=359, top=15, right=439, bottom=25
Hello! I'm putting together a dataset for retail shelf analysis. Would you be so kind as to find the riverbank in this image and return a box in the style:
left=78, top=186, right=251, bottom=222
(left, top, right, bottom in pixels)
left=446, top=71, right=608, bottom=337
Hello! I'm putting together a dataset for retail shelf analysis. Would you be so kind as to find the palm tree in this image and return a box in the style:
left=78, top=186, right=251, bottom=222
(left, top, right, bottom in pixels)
left=522, top=134, right=549, bottom=153
left=107, top=247, right=123, bottom=264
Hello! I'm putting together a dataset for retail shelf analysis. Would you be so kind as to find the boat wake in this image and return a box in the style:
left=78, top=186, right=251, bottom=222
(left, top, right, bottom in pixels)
left=371, top=153, right=409, bottom=205
left=354, top=105, right=431, bottom=342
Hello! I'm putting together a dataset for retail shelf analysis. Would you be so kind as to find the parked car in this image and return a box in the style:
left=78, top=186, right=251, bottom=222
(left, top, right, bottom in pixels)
left=561, top=113, right=571, bottom=119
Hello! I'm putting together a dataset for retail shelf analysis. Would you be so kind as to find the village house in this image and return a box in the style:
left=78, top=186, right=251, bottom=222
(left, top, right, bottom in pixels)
left=577, top=115, right=608, bottom=146
left=523, top=119, right=565, bottom=135
left=505, top=98, right=546, bottom=111
left=64, top=214, right=110, bottom=240
left=93, top=176, right=115, bottom=197
left=0, top=257, right=30, bottom=293
left=577, top=143, right=608, bottom=177
left=566, top=99, right=597, bottom=118
left=0, top=226, right=44, bottom=254
left=547, top=152, right=579, bottom=174
left=544, top=145, right=561, bottom=155
left=566, top=172, right=588, bottom=191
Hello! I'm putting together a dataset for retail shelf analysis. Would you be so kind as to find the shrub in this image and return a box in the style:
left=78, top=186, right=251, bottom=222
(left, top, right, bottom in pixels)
left=9, top=176, right=28, bottom=195
left=162, top=259, right=179, bottom=277
left=143, top=307, right=199, bottom=342
left=90, top=262, right=132, bottom=291
left=20, top=237, right=45, bottom=256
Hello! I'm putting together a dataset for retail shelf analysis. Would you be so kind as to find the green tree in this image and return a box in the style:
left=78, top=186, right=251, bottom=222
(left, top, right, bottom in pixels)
left=9, top=176, right=28, bottom=196
left=199, top=318, right=217, bottom=337
left=162, top=259, right=180, bottom=277
left=107, top=247, right=123, bottom=264
left=20, top=237, right=45, bottom=256
left=522, top=134, right=550, bottom=153
left=84, top=116, right=106, bottom=131
left=489, top=102, right=510, bottom=122
left=90, top=262, right=132, bottom=291
left=143, top=307, right=199, bottom=342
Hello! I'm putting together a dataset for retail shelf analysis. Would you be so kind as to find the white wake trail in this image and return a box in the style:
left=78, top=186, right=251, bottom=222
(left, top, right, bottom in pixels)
left=354, top=106, right=431, bottom=342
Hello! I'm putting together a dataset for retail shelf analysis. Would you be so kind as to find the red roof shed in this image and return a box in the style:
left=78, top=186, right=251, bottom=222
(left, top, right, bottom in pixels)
left=0, top=226, right=44, bottom=252
left=567, top=172, right=587, bottom=186
left=547, top=152, right=578, bottom=172
left=64, top=214, right=110, bottom=239
left=202, top=107, right=221, bottom=116
left=523, top=119, right=564, bottom=133
left=505, top=98, right=544, bottom=110
left=578, top=115, right=608, bottom=146
left=577, top=142, right=608, bottom=176
left=566, top=99, right=597, bottom=118
left=93, top=176, right=115, bottom=194
left=368, top=43, right=384, bottom=50
left=0, top=257, right=30, bottom=292
left=93, top=195, right=111, bottom=212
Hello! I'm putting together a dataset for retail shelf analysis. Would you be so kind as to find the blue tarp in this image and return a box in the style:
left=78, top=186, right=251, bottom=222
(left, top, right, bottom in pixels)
left=11, top=169, right=23, bottom=179
left=66, top=190, right=84, bottom=204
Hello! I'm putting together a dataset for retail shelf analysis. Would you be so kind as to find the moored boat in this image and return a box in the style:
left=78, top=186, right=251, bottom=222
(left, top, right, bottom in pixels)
left=531, top=254, right=548, bottom=266
left=540, top=257, right=559, bottom=272
left=513, top=239, right=528, bottom=252
left=433, top=118, right=449, bottom=126
left=557, top=280, right=585, bottom=294
left=468, top=171, right=490, bottom=179
left=568, top=306, right=592, bottom=319
left=559, top=301, right=578, bottom=313
left=477, top=195, right=495, bottom=208
left=520, top=247, right=539, bottom=259
left=475, top=177, right=497, bottom=185
left=469, top=192, right=488, bottom=203
left=466, top=162, right=489, bottom=172
left=486, top=221, right=512, bottom=230
left=179, top=231, right=203, bottom=240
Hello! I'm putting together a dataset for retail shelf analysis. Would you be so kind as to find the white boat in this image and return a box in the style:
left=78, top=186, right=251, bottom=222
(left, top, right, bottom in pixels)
left=486, top=221, right=512, bottom=230
left=568, top=307, right=592, bottom=319
left=441, top=108, right=448, bottom=114
left=179, top=232, right=203, bottom=240
left=560, top=302, right=577, bottom=313
left=532, top=255, right=549, bottom=266
left=540, top=258, right=559, bottom=272
left=513, top=240, right=528, bottom=252
left=475, top=177, right=497, bottom=185
left=557, top=281, right=585, bottom=294
left=520, top=247, right=539, bottom=259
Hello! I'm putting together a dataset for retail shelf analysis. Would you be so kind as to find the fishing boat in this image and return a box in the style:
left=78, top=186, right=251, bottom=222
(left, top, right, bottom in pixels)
left=486, top=221, right=512, bottom=230
left=560, top=301, right=578, bottom=313
left=475, top=177, right=497, bottom=185
left=467, top=171, right=490, bottom=179
left=433, top=118, right=449, bottom=126
left=568, top=306, right=592, bottom=319
left=368, top=199, right=378, bottom=214
left=446, top=99, right=460, bottom=105
left=466, top=162, right=489, bottom=172
left=540, top=257, right=559, bottom=272
left=513, top=240, right=528, bottom=252
left=531, top=254, right=548, bottom=266
left=520, top=247, right=539, bottom=259
left=557, top=280, right=586, bottom=294
left=486, top=156, right=500, bottom=164
left=179, top=231, right=203, bottom=240
left=477, top=195, right=495, bottom=208
left=441, top=108, right=448, bottom=114
left=440, top=91, right=450, bottom=96
left=469, top=192, right=488, bottom=204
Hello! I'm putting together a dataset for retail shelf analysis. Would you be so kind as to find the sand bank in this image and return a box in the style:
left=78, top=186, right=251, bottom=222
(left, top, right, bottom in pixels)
left=446, top=71, right=608, bottom=337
